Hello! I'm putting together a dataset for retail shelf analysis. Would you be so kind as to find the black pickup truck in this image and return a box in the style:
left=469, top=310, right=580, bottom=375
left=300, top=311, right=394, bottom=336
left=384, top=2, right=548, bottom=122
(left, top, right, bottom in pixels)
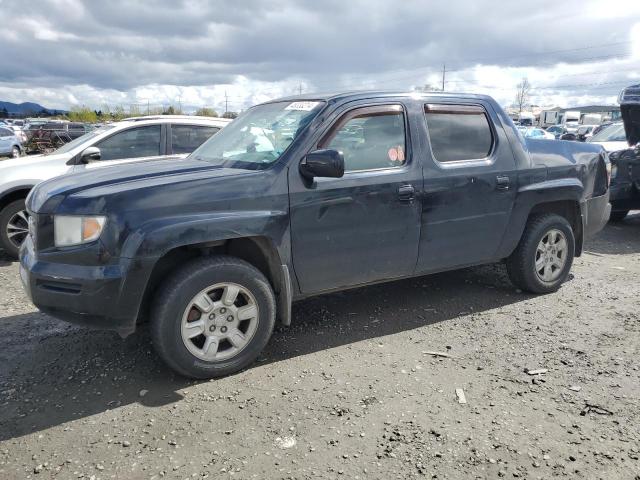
left=19, top=91, right=611, bottom=378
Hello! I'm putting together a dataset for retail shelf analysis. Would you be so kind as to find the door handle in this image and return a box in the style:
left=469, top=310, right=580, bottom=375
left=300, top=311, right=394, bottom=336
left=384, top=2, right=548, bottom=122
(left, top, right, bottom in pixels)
left=496, top=175, right=510, bottom=191
left=398, top=184, right=415, bottom=203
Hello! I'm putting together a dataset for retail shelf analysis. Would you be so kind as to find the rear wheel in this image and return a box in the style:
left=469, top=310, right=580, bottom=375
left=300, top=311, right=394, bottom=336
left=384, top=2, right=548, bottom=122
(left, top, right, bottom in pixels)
left=506, top=213, right=575, bottom=294
left=0, top=199, right=29, bottom=259
left=151, top=256, right=276, bottom=379
left=609, top=210, right=629, bottom=222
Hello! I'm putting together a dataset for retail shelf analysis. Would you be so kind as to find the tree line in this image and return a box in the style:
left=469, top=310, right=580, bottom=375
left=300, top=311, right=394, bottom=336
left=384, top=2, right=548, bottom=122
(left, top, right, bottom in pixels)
left=65, top=105, right=238, bottom=123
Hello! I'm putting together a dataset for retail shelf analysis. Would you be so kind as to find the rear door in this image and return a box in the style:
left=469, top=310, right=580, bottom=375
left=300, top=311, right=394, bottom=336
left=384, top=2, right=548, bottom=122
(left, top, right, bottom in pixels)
left=416, top=101, right=517, bottom=273
left=289, top=103, right=422, bottom=294
left=168, top=124, right=220, bottom=156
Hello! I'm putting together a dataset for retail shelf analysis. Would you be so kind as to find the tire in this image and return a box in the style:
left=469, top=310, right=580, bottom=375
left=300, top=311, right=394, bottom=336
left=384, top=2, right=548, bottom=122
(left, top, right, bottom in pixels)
left=0, top=199, right=29, bottom=259
left=151, top=255, right=276, bottom=379
left=609, top=210, right=629, bottom=222
left=506, top=213, right=575, bottom=294
left=11, top=146, right=20, bottom=158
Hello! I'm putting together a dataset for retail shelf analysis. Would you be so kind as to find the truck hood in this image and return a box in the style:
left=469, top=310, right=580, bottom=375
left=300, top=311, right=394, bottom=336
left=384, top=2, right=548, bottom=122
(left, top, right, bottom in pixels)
left=28, top=157, right=256, bottom=214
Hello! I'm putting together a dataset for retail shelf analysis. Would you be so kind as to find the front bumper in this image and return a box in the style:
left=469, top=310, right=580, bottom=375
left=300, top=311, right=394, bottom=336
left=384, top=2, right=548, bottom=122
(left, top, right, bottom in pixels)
left=19, top=235, right=150, bottom=337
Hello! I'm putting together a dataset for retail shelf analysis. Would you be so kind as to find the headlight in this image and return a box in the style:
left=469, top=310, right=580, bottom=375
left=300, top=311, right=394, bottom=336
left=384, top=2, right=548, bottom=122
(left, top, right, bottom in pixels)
left=54, top=215, right=106, bottom=247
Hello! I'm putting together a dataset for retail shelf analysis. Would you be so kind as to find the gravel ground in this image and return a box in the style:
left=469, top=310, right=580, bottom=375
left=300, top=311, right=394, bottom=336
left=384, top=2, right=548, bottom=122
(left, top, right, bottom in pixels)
left=0, top=215, right=638, bottom=480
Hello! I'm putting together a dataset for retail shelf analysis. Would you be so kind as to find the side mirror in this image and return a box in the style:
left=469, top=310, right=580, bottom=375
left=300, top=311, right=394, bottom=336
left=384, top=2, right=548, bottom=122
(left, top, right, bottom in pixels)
left=300, top=149, right=345, bottom=179
left=79, top=146, right=101, bottom=164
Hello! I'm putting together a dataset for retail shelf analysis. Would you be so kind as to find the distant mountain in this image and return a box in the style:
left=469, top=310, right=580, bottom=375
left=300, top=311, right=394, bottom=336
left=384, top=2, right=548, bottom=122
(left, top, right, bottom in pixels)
left=0, top=101, right=67, bottom=115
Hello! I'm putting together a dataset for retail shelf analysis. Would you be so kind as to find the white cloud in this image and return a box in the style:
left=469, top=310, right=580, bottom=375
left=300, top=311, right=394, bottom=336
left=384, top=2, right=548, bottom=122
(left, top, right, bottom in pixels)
left=0, top=0, right=638, bottom=112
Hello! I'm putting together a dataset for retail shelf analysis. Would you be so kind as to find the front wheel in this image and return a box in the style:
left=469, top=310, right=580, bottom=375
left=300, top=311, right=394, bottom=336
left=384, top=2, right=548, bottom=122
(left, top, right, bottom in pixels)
left=11, top=146, right=21, bottom=158
left=506, top=213, right=575, bottom=294
left=151, top=256, right=276, bottom=379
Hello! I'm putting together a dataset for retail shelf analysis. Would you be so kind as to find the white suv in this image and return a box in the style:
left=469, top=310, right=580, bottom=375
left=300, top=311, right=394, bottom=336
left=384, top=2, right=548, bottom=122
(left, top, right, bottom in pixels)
left=0, top=115, right=231, bottom=258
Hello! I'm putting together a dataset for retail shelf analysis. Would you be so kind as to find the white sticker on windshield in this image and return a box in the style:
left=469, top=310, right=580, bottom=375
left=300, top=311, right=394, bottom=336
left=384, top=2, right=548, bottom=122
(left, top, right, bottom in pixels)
left=285, top=101, right=320, bottom=111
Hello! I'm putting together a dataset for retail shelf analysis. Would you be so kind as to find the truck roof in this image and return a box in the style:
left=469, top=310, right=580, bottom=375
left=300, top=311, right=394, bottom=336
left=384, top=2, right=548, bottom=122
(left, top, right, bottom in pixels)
left=264, top=90, right=496, bottom=105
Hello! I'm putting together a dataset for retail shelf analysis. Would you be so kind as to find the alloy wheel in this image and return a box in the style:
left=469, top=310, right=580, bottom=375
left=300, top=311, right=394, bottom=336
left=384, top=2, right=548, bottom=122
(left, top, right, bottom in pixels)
left=180, top=282, right=259, bottom=361
left=6, top=209, right=29, bottom=250
left=534, top=228, right=568, bottom=283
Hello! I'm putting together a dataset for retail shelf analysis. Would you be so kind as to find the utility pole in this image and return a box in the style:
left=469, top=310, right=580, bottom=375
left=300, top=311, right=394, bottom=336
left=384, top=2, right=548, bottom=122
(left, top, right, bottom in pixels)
left=442, top=64, right=446, bottom=91
left=147, top=99, right=150, bottom=115
left=298, top=83, right=302, bottom=95
left=224, top=91, right=229, bottom=114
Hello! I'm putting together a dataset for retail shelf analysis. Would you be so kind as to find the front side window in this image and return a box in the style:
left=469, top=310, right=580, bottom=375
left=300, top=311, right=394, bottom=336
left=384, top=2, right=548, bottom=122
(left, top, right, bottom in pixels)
left=425, top=104, right=493, bottom=162
left=171, top=125, right=219, bottom=154
left=96, top=125, right=161, bottom=161
left=192, top=101, right=325, bottom=170
left=321, top=106, right=406, bottom=172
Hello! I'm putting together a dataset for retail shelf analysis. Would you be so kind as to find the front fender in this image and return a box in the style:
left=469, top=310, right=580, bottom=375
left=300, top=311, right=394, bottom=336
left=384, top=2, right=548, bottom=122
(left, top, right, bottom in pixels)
left=120, top=209, right=290, bottom=260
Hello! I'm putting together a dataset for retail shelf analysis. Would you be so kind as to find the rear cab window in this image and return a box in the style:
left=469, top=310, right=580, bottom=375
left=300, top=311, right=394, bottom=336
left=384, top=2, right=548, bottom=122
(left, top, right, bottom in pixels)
left=424, top=104, right=494, bottom=163
left=319, top=105, right=407, bottom=172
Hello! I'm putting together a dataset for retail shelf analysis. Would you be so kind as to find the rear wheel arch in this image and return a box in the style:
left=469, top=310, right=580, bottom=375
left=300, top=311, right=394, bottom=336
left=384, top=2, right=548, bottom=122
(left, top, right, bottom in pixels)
left=527, top=199, right=582, bottom=256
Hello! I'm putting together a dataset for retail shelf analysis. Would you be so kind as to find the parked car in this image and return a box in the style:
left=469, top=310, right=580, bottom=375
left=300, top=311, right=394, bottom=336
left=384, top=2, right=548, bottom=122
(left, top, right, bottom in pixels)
left=587, top=122, right=627, bottom=153
left=19, top=91, right=611, bottom=378
left=521, top=127, right=555, bottom=140
left=0, top=116, right=230, bottom=257
left=605, top=83, right=640, bottom=221
left=0, top=126, right=23, bottom=159
left=545, top=125, right=567, bottom=139
left=560, top=132, right=578, bottom=141
left=592, top=122, right=613, bottom=136
left=576, top=125, right=598, bottom=142
left=6, top=125, right=28, bottom=144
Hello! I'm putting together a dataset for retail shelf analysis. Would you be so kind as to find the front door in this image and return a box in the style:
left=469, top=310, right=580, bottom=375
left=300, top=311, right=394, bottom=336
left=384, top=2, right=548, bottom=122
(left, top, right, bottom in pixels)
left=289, top=103, right=422, bottom=294
left=75, top=124, right=168, bottom=171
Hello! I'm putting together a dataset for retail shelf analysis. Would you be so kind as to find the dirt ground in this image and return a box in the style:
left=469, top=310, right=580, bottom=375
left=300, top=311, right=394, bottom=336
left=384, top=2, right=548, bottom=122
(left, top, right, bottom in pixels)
left=0, top=214, right=638, bottom=480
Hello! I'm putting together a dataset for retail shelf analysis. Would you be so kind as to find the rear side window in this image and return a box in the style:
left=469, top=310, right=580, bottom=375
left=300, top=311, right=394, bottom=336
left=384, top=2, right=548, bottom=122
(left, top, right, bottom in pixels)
left=96, top=125, right=161, bottom=161
left=424, top=104, right=493, bottom=162
left=0, top=128, right=12, bottom=136
left=320, top=105, right=406, bottom=172
left=171, top=125, right=219, bottom=154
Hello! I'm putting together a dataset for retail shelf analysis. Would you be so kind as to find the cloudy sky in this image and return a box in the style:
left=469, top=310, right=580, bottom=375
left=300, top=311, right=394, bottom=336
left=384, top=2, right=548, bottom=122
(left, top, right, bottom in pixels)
left=0, top=0, right=639, bottom=113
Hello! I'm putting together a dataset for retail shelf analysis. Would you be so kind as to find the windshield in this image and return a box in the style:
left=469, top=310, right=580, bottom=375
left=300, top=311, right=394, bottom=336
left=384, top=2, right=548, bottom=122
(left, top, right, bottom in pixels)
left=191, top=101, right=325, bottom=169
left=51, top=125, right=116, bottom=155
left=589, top=123, right=626, bottom=143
